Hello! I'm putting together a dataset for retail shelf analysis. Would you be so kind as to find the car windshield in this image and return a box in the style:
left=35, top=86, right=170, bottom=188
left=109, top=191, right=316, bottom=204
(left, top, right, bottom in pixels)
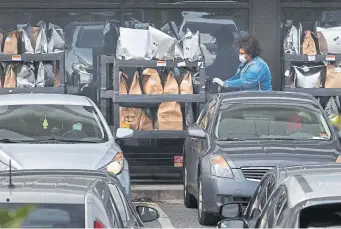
left=0, top=203, right=85, bottom=228
left=215, top=104, right=331, bottom=141
left=0, top=104, right=108, bottom=143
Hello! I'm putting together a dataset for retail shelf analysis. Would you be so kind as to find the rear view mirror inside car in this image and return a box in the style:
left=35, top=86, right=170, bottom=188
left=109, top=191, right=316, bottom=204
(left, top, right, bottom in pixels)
left=219, top=202, right=242, bottom=218
left=136, top=206, right=159, bottom=222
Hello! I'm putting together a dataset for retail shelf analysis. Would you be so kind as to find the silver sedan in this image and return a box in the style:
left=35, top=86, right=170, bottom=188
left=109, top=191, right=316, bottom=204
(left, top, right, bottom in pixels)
left=0, top=93, right=133, bottom=197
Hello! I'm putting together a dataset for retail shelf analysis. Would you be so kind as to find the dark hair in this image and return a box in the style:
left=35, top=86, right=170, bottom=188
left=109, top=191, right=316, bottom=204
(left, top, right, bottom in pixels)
left=237, top=35, right=262, bottom=58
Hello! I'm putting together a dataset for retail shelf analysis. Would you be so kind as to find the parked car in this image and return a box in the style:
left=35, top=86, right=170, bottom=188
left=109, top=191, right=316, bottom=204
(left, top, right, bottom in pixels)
left=0, top=93, right=133, bottom=197
left=218, top=163, right=341, bottom=228
left=0, top=169, right=158, bottom=228
left=183, top=91, right=341, bottom=225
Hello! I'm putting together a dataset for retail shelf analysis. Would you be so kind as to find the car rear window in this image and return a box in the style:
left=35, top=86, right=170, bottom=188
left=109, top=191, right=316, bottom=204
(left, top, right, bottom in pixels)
left=0, top=203, right=85, bottom=228
left=300, top=203, right=341, bottom=228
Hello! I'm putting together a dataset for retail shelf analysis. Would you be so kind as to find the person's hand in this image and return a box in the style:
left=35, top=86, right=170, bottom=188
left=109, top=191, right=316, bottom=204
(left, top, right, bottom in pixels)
left=212, top=78, right=225, bottom=87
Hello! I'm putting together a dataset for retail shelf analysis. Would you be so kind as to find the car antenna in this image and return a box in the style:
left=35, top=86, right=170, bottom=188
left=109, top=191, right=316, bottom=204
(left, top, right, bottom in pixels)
left=7, top=160, right=15, bottom=189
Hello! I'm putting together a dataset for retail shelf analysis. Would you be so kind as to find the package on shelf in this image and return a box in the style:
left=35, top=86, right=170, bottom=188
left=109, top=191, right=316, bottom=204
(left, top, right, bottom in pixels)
left=302, top=31, right=318, bottom=55
left=3, top=30, right=19, bottom=54
left=142, top=68, right=163, bottom=95
left=182, top=29, right=203, bottom=62
left=180, top=72, right=195, bottom=127
left=3, top=21, right=65, bottom=55
left=316, top=26, right=341, bottom=54
left=292, top=64, right=322, bottom=88
left=325, top=62, right=341, bottom=88
left=1, top=61, right=58, bottom=88
left=282, top=21, right=299, bottom=54
left=149, top=26, right=177, bottom=60
left=155, top=71, right=183, bottom=131
left=116, top=27, right=153, bottom=60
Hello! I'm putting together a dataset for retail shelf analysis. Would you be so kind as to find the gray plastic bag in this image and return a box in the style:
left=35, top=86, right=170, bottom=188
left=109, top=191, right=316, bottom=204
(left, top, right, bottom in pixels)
left=17, top=24, right=34, bottom=54
left=47, top=23, right=65, bottom=53
left=35, top=21, right=48, bottom=54
left=36, top=62, right=45, bottom=87
left=182, top=29, right=203, bottom=62
left=44, top=62, right=55, bottom=87
left=17, top=64, right=35, bottom=88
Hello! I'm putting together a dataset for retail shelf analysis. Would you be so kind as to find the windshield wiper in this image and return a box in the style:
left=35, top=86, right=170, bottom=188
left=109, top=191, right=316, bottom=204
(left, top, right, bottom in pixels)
left=217, top=138, right=246, bottom=141
left=40, top=137, right=99, bottom=143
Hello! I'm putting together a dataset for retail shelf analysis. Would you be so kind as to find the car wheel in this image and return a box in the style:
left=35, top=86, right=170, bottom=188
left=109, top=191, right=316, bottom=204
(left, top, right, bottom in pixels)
left=183, top=165, right=197, bottom=208
left=197, top=172, right=219, bottom=226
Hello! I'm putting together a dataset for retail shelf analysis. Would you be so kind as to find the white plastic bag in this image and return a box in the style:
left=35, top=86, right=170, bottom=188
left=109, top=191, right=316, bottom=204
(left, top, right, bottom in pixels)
left=116, top=27, right=153, bottom=60
left=47, top=24, right=65, bottom=53
left=17, top=25, right=34, bottom=54
left=35, top=22, right=48, bottom=54
left=294, top=66, right=321, bottom=88
left=149, top=26, right=176, bottom=60
left=36, top=62, right=45, bottom=87
left=182, top=29, right=203, bottom=62
left=316, top=26, right=341, bottom=54
left=17, top=64, right=35, bottom=88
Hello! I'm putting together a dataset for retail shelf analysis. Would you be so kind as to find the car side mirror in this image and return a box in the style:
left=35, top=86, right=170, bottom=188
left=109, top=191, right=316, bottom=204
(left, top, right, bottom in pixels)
left=116, top=128, right=133, bottom=139
left=188, top=125, right=206, bottom=139
left=136, top=206, right=159, bottom=222
left=219, top=203, right=243, bottom=218
left=217, top=218, right=248, bottom=228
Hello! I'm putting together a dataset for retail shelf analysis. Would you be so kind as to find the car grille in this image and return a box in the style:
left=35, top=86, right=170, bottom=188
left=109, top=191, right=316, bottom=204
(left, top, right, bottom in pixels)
left=241, top=167, right=274, bottom=181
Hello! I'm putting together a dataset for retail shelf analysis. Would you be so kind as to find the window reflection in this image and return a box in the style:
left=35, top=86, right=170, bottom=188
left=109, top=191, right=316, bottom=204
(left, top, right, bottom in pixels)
left=123, top=9, right=249, bottom=89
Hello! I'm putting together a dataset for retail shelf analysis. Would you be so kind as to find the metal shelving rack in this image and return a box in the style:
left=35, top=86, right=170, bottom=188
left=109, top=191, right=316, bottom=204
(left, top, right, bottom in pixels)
left=99, top=55, right=207, bottom=138
left=0, top=52, right=78, bottom=94
left=283, top=54, right=341, bottom=96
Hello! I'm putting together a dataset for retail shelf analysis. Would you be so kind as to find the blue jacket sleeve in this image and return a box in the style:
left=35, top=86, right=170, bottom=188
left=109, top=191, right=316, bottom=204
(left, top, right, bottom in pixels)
left=225, top=64, right=261, bottom=89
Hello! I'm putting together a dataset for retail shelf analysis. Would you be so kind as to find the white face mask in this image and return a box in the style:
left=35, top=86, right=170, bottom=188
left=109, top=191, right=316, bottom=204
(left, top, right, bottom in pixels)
left=239, top=54, right=247, bottom=63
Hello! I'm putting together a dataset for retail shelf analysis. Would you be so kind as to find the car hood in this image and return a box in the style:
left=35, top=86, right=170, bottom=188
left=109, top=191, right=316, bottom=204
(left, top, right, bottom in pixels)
left=0, top=142, right=118, bottom=170
left=215, top=140, right=340, bottom=169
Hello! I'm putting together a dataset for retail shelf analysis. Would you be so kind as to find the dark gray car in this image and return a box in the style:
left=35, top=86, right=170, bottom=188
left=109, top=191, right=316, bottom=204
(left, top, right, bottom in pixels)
left=183, top=91, right=341, bottom=225
left=218, top=163, right=341, bottom=228
left=0, top=169, right=159, bottom=228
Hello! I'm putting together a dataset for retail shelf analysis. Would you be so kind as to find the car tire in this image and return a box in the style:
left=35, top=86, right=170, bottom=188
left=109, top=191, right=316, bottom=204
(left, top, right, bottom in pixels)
left=197, top=171, right=219, bottom=226
left=183, top=165, right=197, bottom=208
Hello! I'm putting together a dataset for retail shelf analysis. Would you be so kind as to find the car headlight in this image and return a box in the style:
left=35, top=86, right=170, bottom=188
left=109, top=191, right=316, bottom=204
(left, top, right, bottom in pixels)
left=210, top=155, right=234, bottom=178
left=102, top=152, right=124, bottom=175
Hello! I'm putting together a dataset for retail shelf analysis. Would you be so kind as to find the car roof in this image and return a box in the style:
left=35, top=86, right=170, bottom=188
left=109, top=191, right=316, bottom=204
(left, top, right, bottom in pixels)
left=0, top=93, right=92, bottom=106
left=220, top=91, right=318, bottom=104
left=273, top=164, right=341, bottom=207
left=0, top=169, right=114, bottom=204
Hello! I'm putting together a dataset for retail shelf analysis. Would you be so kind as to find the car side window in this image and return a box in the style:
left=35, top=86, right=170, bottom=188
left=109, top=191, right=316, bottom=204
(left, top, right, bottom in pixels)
left=256, top=185, right=286, bottom=229
left=199, top=99, right=217, bottom=131
left=108, top=184, right=129, bottom=224
left=245, top=175, right=270, bottom=220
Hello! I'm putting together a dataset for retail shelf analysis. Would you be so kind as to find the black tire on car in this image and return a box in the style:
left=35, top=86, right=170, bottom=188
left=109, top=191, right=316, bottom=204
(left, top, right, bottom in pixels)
left=197, top=171, right=219, bottom=226
left=183, top=163, right=197, bottom=208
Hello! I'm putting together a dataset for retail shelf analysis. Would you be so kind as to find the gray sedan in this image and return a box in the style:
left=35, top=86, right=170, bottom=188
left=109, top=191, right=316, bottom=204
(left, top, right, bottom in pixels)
left=0, top=93, right=133, bottom=197
left=183, top=91, right=341, bottom=225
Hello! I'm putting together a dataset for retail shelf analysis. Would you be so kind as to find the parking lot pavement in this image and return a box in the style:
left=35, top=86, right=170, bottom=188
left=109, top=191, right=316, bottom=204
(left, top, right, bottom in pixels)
left=137, top=201, right=213, bottom=228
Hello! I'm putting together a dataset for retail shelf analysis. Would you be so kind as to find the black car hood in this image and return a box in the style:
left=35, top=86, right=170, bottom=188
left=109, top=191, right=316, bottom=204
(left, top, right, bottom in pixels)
left=215, top=140, right=340, bottom=169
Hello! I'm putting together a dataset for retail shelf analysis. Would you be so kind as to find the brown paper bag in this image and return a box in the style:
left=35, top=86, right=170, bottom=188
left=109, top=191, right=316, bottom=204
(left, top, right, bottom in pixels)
left=325, top=64, right=341, bottom=88
left=3, top=30, right=19, bottom=54
left=142, top=68, right=163, bottom=94
left=163, top=71, right=179, bottom=95
left=120, top=72, right=143, bottom=129
left=157, top=102, right=183, bottom=130
left=180, top=72, right=193, bottom=94
left=138, top=109, right=153, bottom=130
left=129, top=71, right=142, bottom=94
left=119, top=71, right=128, bottom=94
left=4, top=65, right=17, bottom=88
left=302, top=30, right=317, bottom=55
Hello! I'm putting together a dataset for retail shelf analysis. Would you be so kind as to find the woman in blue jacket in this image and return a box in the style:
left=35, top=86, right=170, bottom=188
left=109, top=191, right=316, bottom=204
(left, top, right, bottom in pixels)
left=212, top=35, right=272, bottom=91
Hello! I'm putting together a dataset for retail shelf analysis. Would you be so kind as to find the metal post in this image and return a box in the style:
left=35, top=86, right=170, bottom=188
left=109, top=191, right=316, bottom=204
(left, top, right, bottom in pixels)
left=113, top=58, right=120, bottom=131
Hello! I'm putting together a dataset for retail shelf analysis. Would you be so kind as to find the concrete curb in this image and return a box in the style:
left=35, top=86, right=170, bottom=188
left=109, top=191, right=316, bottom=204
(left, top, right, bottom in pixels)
left=132, top=184, right=183, bottom=202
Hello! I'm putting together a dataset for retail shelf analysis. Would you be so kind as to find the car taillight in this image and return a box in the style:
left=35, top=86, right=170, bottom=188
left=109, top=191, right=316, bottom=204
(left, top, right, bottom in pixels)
left=94, top=220, right=105, bottom=228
